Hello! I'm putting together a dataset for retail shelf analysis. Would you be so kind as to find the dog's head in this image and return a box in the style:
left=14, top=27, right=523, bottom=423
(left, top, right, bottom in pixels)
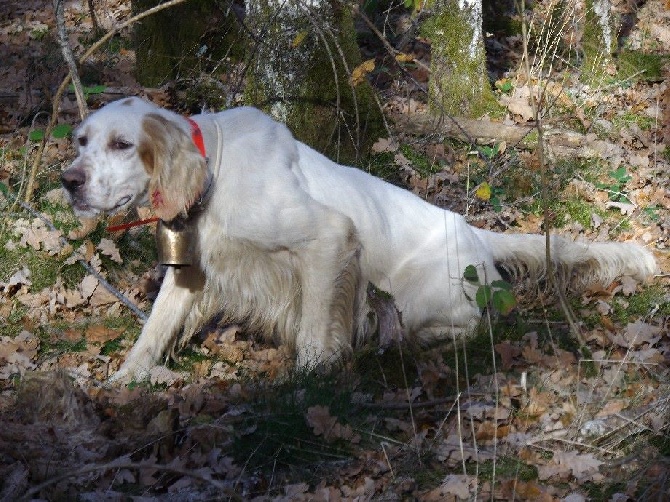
left=61, top=97, right=208, bottom=221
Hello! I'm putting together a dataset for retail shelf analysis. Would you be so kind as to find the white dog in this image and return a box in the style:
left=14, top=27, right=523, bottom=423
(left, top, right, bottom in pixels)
left=61, top=97, right=657, bottom=381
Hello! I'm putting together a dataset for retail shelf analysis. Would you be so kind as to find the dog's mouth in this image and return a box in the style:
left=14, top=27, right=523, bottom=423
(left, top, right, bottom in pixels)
left=110, top=195, right=132, bottom=213
left=69, top=194, right=133, bottom=217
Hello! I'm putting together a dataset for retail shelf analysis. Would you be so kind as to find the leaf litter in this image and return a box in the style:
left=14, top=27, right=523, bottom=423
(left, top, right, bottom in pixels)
left=0, top=0, right=669, bottom=500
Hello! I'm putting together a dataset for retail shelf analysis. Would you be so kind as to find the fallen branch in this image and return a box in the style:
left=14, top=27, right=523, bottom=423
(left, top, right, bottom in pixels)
left=391, top=112, right=535, bottom=146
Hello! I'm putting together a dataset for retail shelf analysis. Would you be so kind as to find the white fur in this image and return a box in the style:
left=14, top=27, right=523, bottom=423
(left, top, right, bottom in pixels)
left=62, top=97, right=658, bottom=381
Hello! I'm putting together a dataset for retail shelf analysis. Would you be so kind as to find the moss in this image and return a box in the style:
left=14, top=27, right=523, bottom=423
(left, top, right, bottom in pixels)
left=399, top=145, right=442, bottom=177
left=246, top=2, right=385, bottom=164
left=581, top=0, right=615, bottom=84
left=611, top=285, right=670, bottom=324
left=616, top=50, right=667, bottom=82
left=612, top=110, right=655, bottom=131
left=422, top=2, right=499, bottom=117
left=133, top=0, right=243, bottom=87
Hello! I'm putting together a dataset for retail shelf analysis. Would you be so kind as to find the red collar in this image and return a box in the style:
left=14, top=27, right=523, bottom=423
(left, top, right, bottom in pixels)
left=187, top=117, right=206, bottom=157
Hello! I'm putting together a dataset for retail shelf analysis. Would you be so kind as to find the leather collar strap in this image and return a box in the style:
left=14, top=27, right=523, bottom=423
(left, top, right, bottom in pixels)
left=187, top=117, right=206, bottom=157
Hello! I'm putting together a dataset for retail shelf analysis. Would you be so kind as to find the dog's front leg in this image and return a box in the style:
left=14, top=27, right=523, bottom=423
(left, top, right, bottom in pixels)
left=110, top=266, right=205, bottom=382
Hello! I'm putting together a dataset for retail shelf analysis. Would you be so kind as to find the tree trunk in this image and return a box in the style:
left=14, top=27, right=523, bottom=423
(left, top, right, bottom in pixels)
left=582, top=0, right=615, bottom=81
left=132, top=0, right=241, bottom=94
left=245, top=0, right=385, bottom=163
left=422, top=0, right=495, bottom=117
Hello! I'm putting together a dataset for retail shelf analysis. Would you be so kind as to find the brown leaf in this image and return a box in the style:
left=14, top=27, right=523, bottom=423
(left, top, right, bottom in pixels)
left=495, top=342, right=521, bottom=370
left=97, top=238, right=122, bottom=264
left=86, top=325, right=121, bottom=344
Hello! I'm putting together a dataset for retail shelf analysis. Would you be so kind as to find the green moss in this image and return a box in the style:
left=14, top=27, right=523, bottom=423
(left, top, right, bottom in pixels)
left=245, top=3, right=385, bottom=164
left=399, top=145, right=442, bottom=177
left=581, top=0, right=615, bottom=84
left=616, top=50, right=667, bottom=82
left=133, top=0, right=243, bottom=87
left=612, top=110, right=655, bottom=131
left=611, top=285, right=670, bottom=324
left=467, top=457, right=538, bottom=482
left=365, top=151, right=406, bottom=186
left=422, top=5, right=498, bottom=117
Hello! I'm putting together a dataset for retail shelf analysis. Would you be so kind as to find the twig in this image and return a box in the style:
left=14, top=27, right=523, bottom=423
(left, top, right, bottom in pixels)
left=53, top=0, right=88, bottom=120
left=24, top=0, right=192, bottom=203
left=19, top=461, right=241, bottom=501
left=16, top=199, right=148, bottom=321
left=517, top=0, right=583, bottom=344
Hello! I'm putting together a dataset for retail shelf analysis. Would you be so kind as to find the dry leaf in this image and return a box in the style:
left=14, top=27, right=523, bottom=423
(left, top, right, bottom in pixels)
left=475, top=182, right=492, bottom=201
left=349, top=58, right=375, bottom=86
left=86, top=325, right=121, bottom=344
left=395, top=52, right=414, bottom=63
left=371, top=137, right=398, bottom=153
left=97, top=238, right=123, bottom=264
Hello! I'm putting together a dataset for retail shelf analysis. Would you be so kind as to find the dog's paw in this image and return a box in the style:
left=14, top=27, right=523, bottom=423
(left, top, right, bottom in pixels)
left=106, top=363, right=150, bottom=386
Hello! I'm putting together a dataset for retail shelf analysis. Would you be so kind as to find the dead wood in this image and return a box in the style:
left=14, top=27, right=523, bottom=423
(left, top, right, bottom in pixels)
left=391, top=112, right=535, bottom=146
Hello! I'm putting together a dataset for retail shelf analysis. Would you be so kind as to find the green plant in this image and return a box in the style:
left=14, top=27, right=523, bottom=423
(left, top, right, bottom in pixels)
left=29, top=123, right=73, bottom=142
left=596, top=166, right=631, bottom=203
left=642, top=204, right=661, bottom=222
left=68, top=83, right=106, bottom=98
left=479, top=143, right=500, bottom=160
left=463, top=265, right=516, bottom=315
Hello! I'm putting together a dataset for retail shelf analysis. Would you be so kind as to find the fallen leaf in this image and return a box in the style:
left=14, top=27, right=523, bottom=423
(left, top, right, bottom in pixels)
left=97, top=238, right=122, bottom=263
left=350, top=58, right=375, bottom=86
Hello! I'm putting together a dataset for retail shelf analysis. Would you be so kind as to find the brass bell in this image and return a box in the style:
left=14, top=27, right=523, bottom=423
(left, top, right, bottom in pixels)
left=155, top=218, right=195, bottom=266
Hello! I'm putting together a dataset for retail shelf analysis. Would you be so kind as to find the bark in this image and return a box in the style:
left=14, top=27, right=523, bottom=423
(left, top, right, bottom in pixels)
left=582, top=0, right=616, bottom=80
left=245, top=0, right=385, bottom=163
left=132, top=0, right=241, bottom=92
left=423, top=0, right=496, bottom=117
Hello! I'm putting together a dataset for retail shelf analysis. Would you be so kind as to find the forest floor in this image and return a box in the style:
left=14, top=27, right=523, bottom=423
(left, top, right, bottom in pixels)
left=0, top=0, right=669, bottom=500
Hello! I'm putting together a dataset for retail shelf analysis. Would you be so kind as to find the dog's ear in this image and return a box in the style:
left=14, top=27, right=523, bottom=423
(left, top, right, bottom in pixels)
left=139, top=113, right=208, bottom=221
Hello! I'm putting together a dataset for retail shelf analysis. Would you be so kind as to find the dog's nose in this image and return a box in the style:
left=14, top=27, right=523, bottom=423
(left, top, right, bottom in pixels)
left=61, top=168, right=86, bottom=192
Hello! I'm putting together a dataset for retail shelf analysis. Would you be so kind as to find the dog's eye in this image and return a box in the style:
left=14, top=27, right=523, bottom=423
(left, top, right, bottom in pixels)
left=110, top=139, right=133, bottom=151
left=77, top=136, right=88, bottom=147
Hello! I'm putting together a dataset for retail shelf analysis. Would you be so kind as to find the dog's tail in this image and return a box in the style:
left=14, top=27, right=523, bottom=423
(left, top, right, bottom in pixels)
left=476, top=229, right=657, bottom=289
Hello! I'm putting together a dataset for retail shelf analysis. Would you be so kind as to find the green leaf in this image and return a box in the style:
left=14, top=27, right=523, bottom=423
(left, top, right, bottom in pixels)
left=499, top=81, right=513, bottom=93
left=490, top=196, right=503, bottom=212
left=86, top=84, right=106, bottom=95
left=475, top=285, right=492, bottom=309
left=68, top=84, right=106, bottom=96
left=52, top=124, right=73, bottom=139
left=463, top=264, right=479, bottom=283
left=491, top=279, right=513, bottom=291
left=29, top=129, right=45, bottom=142
left=609, top=166, right=631, bottom=183
left=0, top=182, right=8, bottom=196
left=492, top=289, right=517, bottom=315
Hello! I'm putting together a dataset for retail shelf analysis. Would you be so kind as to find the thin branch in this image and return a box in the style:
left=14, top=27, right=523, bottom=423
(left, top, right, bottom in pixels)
left=517, top=0, right=583, bottom=343
left=53, top=0, right=88, bottom=121
left=17, top=199, right=148, bottom=321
